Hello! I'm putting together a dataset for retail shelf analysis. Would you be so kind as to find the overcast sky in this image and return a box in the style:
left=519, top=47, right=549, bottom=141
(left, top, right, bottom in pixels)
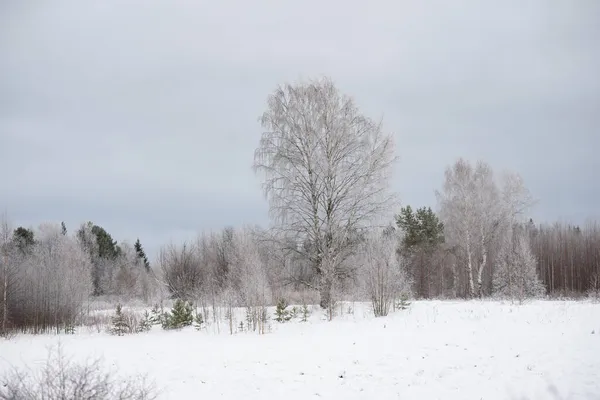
left=1, top=0, right=598, bottom=258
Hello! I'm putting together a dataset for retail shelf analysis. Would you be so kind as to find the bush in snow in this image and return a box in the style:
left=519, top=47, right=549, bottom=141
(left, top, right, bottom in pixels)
left=587, top=273, right=600, bottom=302
left=227, top=227, right=271, bottom=334
left=358, top=229, right=412, bottom=317
left=0, top=344, right=156, bottom=400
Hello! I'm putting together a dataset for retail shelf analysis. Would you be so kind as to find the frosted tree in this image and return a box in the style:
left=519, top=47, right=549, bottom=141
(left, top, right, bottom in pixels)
left=13, top=223, right=93, bottom=333
left=0, top=214, right=17, bottom=336
left=436, top=159, right=534, bottom=298
left=493, top=226, right=545, bottom=300
left=159, top=242, right=205, bottom=300
left=358, top=229, right=411, bottom=317
left=253, top=77, right=397, bottom=309
left=229, top=227, right=271, bottom=334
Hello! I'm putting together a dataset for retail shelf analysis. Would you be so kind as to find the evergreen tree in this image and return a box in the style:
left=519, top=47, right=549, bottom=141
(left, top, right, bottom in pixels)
left=301, top=304, right=310, bottom=322
left=136, top=311, right=153, bottom=333
left=395, top=206, right=444, bottom=251
left=60, top=221, right=67, bottom=236
left=274, top=299, right=292, bottom=322
left=193, top=311, right=204, bottom=330
left=91, top=224, right=121, bottom=259
left=110, top=304, right=129, bottom=336
left=162, top=299, right=194, bottom=330
left=134, top=238, right=151, bottom=272
left=77, top=222, right=122, bottom=295
left=12, top=227, right=35, bottom=254
left=395, top=206, right=445, bottom=298
left=396, top=293, right=411, bottom=310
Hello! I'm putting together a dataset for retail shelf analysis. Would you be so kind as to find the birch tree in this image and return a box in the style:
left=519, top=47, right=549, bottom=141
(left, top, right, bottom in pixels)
left=0, top=214, right=17, bottom=336
left=253, top=77, right=397, bottom=309
left=229, top=227, right=271, bottom=333
left=436, top=159, right=534, bottom=298
left=12, top=223, right=93, bottom=333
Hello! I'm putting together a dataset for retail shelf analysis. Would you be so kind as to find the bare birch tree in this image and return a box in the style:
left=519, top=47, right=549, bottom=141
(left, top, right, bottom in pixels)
left=0, top=214, right=16, bottom=336
left=437, top=159, right=534, bottom=298
left=253, top=77, right=397, bottom=309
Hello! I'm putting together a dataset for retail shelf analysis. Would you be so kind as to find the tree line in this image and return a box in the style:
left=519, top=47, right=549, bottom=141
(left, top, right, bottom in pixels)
left=1, top=219, right=156, bottom=335
left=1, top=76, right=598, bottom=336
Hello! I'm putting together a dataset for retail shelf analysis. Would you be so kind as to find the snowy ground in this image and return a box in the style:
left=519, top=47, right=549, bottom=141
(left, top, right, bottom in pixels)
left=1, top=300, right=599, bottom=400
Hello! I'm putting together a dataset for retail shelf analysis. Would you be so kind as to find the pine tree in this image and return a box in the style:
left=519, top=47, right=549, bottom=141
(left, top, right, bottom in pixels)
left=301, top=304, right=310, bottom=322
left=275, top=299, right=292, bottom=322
left=110, top=304, right=129, bottom=336
left=136, top=311, right=153, bottom=333
left=149, top=304, right=162, bottom=325
left=396, top=293, right=411, bottom=310
left=162, top=299, right=194, bottom=330
left=12, top=227, right=35, bottom=254
left=395, top=206, right=445, bottom=298
left=193, top=311, right=204, bottom=330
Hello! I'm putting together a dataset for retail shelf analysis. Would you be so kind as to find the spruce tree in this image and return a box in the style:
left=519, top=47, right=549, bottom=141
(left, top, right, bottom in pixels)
left=275, top=299, right=292, bottom=322
left=134, top=238, right=151, bottom=272
left=12, top=227, right=35, bottom=254
left=193, top=311, right=204, bottom=330
left=110, top=304, right=129, bottom=336
left=136, top=311, right=153, bottom=333
left=301, top=304, right=310, bottom=322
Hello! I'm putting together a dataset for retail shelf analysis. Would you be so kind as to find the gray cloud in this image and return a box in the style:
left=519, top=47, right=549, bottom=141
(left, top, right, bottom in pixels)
left=1, top=0, right=599, bottom=258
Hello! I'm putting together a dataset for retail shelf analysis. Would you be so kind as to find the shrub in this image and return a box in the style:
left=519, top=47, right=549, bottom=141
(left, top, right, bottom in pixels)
left=0, top=344, right=157, bottom=400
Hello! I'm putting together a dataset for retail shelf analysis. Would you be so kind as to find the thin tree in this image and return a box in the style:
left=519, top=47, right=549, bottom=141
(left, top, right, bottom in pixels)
left=253, top=77, right=397, bottom=309
left=1, top=214, right=13, bottom=336
left=359, top=229, right=411, bottom=317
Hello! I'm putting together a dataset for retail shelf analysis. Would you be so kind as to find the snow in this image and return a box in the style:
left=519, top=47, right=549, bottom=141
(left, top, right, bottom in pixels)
left=1, top=300, right=599, bottom=399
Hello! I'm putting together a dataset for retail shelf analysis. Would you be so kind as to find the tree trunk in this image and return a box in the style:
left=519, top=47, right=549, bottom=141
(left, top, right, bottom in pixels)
left=466, top=232, right=475, bottom=298
left=2, top=254, right=8, bottom=335
left=477, top=249, right=487, bottom=298
left=319, top=276, right=333, bottom=309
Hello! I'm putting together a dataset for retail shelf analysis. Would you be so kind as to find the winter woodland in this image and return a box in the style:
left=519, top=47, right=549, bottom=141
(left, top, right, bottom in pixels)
left=1, top=77, right=599, bottom=399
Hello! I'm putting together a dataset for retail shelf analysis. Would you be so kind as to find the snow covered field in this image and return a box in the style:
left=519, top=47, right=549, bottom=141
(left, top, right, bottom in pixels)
left=1, top=300, right=599, bottom=400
